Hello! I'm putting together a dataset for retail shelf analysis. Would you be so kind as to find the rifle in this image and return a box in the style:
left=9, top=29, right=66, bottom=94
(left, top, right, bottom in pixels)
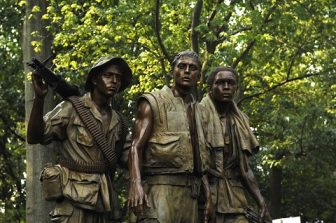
left=245, top=207, right=261, bottom=223
left=27, top=56, right=82, bottom=99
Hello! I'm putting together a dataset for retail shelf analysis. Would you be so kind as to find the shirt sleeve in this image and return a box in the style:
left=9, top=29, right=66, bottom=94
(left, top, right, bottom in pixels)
left=41, top=100, right=73, bottom=144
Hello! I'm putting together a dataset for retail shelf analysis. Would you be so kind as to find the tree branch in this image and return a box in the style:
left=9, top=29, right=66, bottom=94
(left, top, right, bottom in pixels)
left=231, top=1, right=281, bottom=68
left=286, top=46, right=302, bottom=80
left=191, top=0, right=203, bottom=54
left=237, top=72, right=323, bottom=105
left=205, top=0, right=239, bottom=53
left=154, top=0, right=170, bottom=61
left=206, top=0, right=224, bottom=28
left=215, top=0, right=240, bottom=36
left=232, top=40, right=256, bottom=68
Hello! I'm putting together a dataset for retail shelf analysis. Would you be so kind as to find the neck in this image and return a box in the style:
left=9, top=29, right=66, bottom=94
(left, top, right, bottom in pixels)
left=171, top=85, right=193, bottom=104
left=210, top=96, right=234, bottom=117
left=91, top=91, right=112, bottom=112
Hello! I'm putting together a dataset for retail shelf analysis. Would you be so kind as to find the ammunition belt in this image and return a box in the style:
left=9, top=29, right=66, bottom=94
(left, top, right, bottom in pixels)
left=60, top=158, right=109, bottom=173
left=67, top=96, right=117, bottom=167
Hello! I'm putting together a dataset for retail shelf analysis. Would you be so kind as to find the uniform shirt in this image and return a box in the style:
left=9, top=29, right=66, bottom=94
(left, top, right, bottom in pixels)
left=42, top=92, right=122, bottom=211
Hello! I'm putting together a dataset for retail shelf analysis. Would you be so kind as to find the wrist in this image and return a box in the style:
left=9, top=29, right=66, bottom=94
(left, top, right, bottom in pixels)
left=129, top=178, right=141, bottom=183
left=258, top=200, right=266, bottom=208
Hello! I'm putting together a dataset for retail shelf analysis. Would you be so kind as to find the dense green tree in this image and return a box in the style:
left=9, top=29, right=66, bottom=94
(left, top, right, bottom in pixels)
left=41, top=0, right=335, bottom=221
left=0, top=0, right=25, bottom=221
left=0, top=0, right=334, bottom=222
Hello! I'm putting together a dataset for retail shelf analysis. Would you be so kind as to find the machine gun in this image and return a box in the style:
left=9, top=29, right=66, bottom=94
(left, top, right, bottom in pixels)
left=27, top=56, right=82, bottom=99
left=245, top=207, right=261, bottom=223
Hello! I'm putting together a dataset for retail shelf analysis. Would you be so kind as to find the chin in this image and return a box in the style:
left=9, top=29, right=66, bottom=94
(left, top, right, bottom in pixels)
left=220, top=98, right=233, bottom=103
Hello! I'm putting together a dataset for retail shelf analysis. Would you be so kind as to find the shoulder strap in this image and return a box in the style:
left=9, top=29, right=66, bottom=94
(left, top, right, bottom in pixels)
left=67, top=96, right=117, bottom=167
left=114, top=110, right=128, bottom=154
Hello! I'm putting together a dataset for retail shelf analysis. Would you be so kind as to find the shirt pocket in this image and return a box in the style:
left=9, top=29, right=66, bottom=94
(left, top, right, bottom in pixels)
left=72, top=117, right=94, bottom=147
left=210, top=146, right=224, bottom=173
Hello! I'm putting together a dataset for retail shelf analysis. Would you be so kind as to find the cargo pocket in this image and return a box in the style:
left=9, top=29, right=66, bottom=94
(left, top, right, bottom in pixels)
left=210, top=146, right=224, bottom=173
left=40, top=164, right=63, bottom=201
left=145, top=134, right=182, bottom=168
left=229, top=179, right=248, bottom=208
left=50, top=200, right=74, bottom=223
left=63, top=171, right=100, bottom=208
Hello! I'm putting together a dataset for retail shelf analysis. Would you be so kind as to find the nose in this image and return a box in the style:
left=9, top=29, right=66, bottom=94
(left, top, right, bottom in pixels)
left=111, top=74, right=117, bottom=83
left=223, top=81, right=229, bottom=89
left=185, top=65, right=190, bottom=73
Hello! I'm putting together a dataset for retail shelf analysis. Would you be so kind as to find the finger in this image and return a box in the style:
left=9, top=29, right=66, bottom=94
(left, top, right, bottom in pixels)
left=144, top=194, right=150, bottom=207
left=204, top=210, right=209, bottom=223
left=131, top=198, right=136, bottom=209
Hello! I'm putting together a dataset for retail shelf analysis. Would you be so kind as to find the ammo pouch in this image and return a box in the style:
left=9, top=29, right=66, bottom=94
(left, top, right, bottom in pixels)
left=40, top=163, right=63, bottom=201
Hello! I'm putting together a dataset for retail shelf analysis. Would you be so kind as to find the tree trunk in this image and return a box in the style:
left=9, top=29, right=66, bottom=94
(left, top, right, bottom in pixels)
left=23, top=1, right=56, bottom=222
left=270, top=166, right=282, bottom=219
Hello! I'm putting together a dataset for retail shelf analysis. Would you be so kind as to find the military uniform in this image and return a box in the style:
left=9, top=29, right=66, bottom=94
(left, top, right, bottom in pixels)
left=138, top=86, right=210, bottom=223
left=201, top=94, right=259, bottom=223
left=41, top=93, right=123, bottom=223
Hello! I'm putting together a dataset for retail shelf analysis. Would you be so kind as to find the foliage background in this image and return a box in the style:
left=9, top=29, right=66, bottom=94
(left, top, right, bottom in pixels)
left=0, top=0, right=335, bottom=222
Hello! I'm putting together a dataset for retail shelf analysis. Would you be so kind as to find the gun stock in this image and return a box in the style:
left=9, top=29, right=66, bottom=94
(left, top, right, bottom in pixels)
left=27, top=57, right=82, bottom=98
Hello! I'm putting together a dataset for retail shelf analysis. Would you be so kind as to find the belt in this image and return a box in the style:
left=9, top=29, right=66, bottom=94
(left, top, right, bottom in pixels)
left=144, top=174, right=202, bottom=198
left=208, top=168, right=238, bottom=179
left=59, top=158, right=109, bottom=173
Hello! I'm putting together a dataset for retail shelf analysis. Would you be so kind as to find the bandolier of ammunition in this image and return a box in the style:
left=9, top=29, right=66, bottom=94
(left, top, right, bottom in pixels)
left=67, top=96, right=118, bottom=169
left=60, top=158, right=109, bottom=173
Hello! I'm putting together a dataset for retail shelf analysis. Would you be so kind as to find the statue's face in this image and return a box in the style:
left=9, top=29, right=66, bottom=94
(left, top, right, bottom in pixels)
left=93, top=64, right=122, bottom=97
left=211, top=70, right=237, bottom=103
left=172, top=56, right=200, bottom=89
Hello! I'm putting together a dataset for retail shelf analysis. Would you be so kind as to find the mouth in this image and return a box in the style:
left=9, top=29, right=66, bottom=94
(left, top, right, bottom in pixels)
left=107, top=87, right=117, bottom=92
left=222, top=93, right=232, bottom=98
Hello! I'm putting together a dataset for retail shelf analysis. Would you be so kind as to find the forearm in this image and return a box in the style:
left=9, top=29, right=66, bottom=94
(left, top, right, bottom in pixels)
left=239, top=153, right=265, bottom=207
left=243, top=167, right=265, bottom=208
left=128, top=145, right=142, bottom=182
left=27, top=97, right=45, bottom=144
left=202, top=175, right=211, bottom=200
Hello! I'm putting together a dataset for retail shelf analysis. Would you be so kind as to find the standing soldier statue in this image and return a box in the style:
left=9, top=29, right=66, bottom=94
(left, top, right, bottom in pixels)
left=27, top=56, right=132, bottom=222
left=128, top=51, right=212, bottom=223
left=201, top=67, right=272, bottom=223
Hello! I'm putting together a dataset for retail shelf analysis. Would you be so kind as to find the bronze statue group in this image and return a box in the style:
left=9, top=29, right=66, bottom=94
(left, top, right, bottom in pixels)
left=27, top=51, right=272, bottom=223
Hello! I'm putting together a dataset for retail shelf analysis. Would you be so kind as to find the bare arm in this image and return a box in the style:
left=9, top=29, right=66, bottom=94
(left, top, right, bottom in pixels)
left=27, top=73, right=48, bottom=144
left=128, top=99, right=153, bottom=214
left=202, top=174, right=214, bottom=223
left=240, top=153, right=272, bottom=223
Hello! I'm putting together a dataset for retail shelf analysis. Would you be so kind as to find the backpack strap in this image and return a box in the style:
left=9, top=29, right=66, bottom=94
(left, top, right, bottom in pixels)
left=67, top=96, right=117, bottom=167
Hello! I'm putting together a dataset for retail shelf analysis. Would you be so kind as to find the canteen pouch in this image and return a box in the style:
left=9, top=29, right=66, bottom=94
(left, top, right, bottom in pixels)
left=40, top=163, right=63, bottom=201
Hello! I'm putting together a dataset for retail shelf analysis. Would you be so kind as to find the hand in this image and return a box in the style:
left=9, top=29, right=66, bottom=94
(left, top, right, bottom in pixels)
left=32, top=70, right=48, bottom=98
left=203, top=189, right=215, bottom=223
left=127, top=180, right=150, bottom=215
left=260, top=203, right=272, bottom=223
left=204, top=198, right=215, bottom=223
